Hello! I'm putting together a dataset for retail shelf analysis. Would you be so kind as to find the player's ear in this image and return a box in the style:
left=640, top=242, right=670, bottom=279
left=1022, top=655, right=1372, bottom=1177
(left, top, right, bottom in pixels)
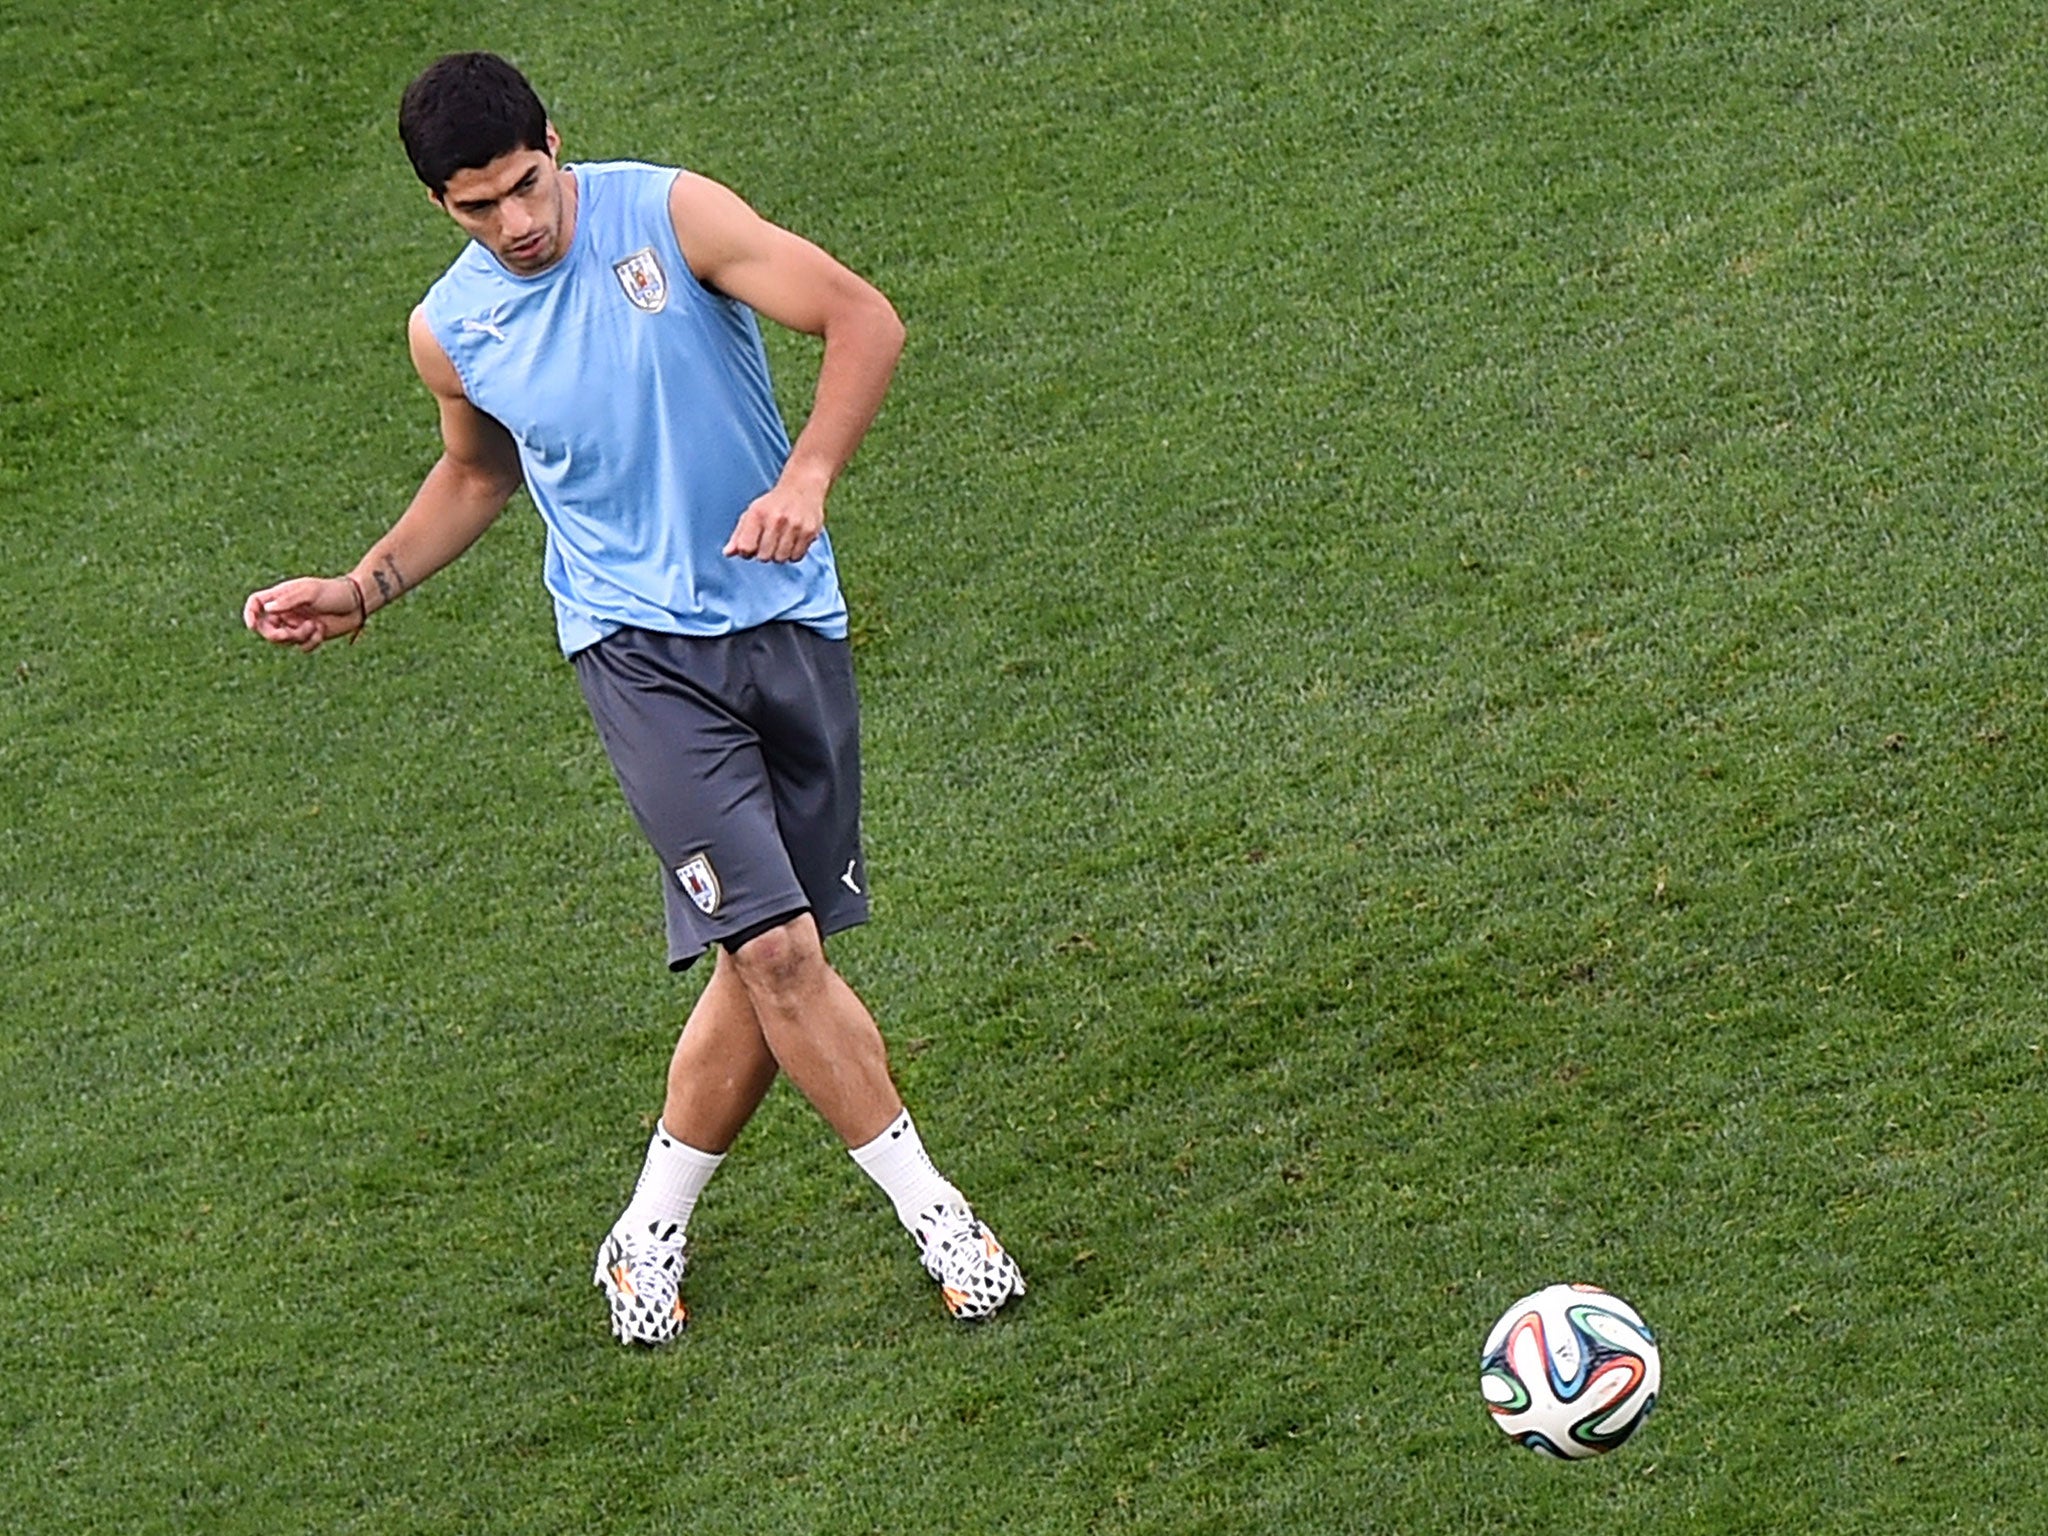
left=545, top=121, right=562, bottom=161
left=427, top=186, right=445, bottom=211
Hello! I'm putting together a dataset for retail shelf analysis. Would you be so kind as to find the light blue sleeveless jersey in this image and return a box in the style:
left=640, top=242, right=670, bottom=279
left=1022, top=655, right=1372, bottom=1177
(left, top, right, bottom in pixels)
left=420, top=161, right=849, bottom=654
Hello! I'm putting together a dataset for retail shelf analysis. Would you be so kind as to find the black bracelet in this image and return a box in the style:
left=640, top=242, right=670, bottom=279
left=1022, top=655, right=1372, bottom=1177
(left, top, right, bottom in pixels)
left=345, top=574, right=369, bottom=644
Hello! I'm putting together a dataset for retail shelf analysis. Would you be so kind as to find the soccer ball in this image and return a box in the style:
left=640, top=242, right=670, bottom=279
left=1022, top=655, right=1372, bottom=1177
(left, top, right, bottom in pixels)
left=1479, top=1283, right=1661, bottom=1459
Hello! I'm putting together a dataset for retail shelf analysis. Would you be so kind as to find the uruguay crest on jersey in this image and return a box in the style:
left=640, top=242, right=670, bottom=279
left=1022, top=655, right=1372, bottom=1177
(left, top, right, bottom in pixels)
left=674, top=853, right=720, bottom=915
left=612, top=246, right=669, bottom=312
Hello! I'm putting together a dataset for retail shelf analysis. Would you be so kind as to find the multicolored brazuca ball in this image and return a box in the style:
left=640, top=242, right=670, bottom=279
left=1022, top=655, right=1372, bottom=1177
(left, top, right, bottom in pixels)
left=1479, top=1283, right=1661, bottom=1458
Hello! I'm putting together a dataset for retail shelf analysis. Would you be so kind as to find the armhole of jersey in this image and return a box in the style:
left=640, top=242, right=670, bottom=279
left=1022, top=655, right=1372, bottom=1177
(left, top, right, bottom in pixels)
left=660, top=166, right=740, bottom=313
left=419, top=293, right=481, bottom=411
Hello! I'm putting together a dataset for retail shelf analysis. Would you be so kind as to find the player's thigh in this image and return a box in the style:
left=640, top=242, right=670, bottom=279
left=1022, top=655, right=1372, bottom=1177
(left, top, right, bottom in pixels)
left=575, top=630, right=810, bottom=953
left=748, top=625, right=868, bottom=939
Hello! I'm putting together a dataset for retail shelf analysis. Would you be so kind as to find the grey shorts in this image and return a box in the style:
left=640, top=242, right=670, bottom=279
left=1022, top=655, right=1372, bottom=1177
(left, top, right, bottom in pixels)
left=573, top=623, right=869, bottom=970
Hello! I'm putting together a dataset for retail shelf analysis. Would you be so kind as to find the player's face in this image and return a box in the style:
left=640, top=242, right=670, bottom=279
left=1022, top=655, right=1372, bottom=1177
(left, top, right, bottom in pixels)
left=435, top=127, right=570, bottom=275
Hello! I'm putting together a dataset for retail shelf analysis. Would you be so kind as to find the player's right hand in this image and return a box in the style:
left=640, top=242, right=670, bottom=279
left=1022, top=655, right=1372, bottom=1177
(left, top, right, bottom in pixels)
left=243, top=576, right=362, bottom=653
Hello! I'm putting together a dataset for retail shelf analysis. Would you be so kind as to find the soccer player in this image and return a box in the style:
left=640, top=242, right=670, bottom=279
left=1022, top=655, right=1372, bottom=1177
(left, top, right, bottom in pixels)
left=242, top=51, right=1023, bottom=1342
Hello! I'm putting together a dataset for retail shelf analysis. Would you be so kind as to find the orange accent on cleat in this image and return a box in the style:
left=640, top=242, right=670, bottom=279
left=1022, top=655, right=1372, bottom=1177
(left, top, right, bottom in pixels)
left=916, top=1203, right=1025, bottom=1321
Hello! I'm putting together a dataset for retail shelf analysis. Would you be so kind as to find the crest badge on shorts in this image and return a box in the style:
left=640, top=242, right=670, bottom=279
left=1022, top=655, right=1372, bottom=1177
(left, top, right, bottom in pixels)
left=674, top=854, right=721, bottom=916
left=612, top=246, right=670, bottom=313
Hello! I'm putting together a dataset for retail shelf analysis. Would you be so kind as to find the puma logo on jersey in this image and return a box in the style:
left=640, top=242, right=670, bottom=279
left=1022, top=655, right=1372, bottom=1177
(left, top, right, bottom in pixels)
left=840, top=859, right=862, bottom=895
left=459, top=304, right=510, bottom=342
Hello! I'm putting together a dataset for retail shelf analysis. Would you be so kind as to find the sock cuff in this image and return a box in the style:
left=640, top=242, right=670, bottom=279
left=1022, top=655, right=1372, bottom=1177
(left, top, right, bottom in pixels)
left=654, top=1122, right=729, bottom=1173
left=847, top=1108, right=916, bottom=1167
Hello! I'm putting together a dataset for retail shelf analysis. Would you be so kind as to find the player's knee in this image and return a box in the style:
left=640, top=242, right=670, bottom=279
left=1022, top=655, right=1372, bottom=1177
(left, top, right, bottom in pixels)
left=728, top=915, right=824, bottom=1002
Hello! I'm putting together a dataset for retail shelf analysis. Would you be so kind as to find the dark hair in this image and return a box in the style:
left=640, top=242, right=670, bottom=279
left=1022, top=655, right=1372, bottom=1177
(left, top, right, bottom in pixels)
left=398, top=52, right=549, bottom=194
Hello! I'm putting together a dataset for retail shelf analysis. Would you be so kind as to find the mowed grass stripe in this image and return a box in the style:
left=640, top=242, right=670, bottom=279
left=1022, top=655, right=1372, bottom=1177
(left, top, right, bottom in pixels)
left=6, top=3, right=2048, bottom=1532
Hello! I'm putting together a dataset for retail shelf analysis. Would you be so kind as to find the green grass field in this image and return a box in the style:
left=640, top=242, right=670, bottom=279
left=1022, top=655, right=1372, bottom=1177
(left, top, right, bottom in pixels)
left=6, top=1, right=2048, bottom=1530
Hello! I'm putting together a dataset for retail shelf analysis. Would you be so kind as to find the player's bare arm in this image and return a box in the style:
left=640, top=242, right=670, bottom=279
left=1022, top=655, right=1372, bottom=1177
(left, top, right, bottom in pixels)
left=243, top=309, right=524, bottom=651
left=668, top=172, right=905, bottom=563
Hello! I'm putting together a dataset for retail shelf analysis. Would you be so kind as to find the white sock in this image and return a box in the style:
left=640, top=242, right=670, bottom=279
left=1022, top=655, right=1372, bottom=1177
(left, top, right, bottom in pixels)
left=849, top=1108, right=965, bottom=1231
left=618, top=1122, right=725, bottom=1234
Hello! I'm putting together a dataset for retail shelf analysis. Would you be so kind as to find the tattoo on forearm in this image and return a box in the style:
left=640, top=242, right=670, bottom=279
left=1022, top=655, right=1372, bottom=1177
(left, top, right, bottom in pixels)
left=371, top=557, right=407, bottom=608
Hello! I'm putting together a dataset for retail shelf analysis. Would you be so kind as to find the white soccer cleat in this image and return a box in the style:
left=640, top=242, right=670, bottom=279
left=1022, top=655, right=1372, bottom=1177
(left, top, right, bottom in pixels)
left=594, top=1219, right=690, bottom=1345
left=913, top=1203, right=1026, bottom=1321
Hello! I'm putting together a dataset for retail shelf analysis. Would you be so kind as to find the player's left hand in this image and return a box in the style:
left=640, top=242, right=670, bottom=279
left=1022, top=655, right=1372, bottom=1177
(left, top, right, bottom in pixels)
left=724, top=483, right=825, bottom=563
